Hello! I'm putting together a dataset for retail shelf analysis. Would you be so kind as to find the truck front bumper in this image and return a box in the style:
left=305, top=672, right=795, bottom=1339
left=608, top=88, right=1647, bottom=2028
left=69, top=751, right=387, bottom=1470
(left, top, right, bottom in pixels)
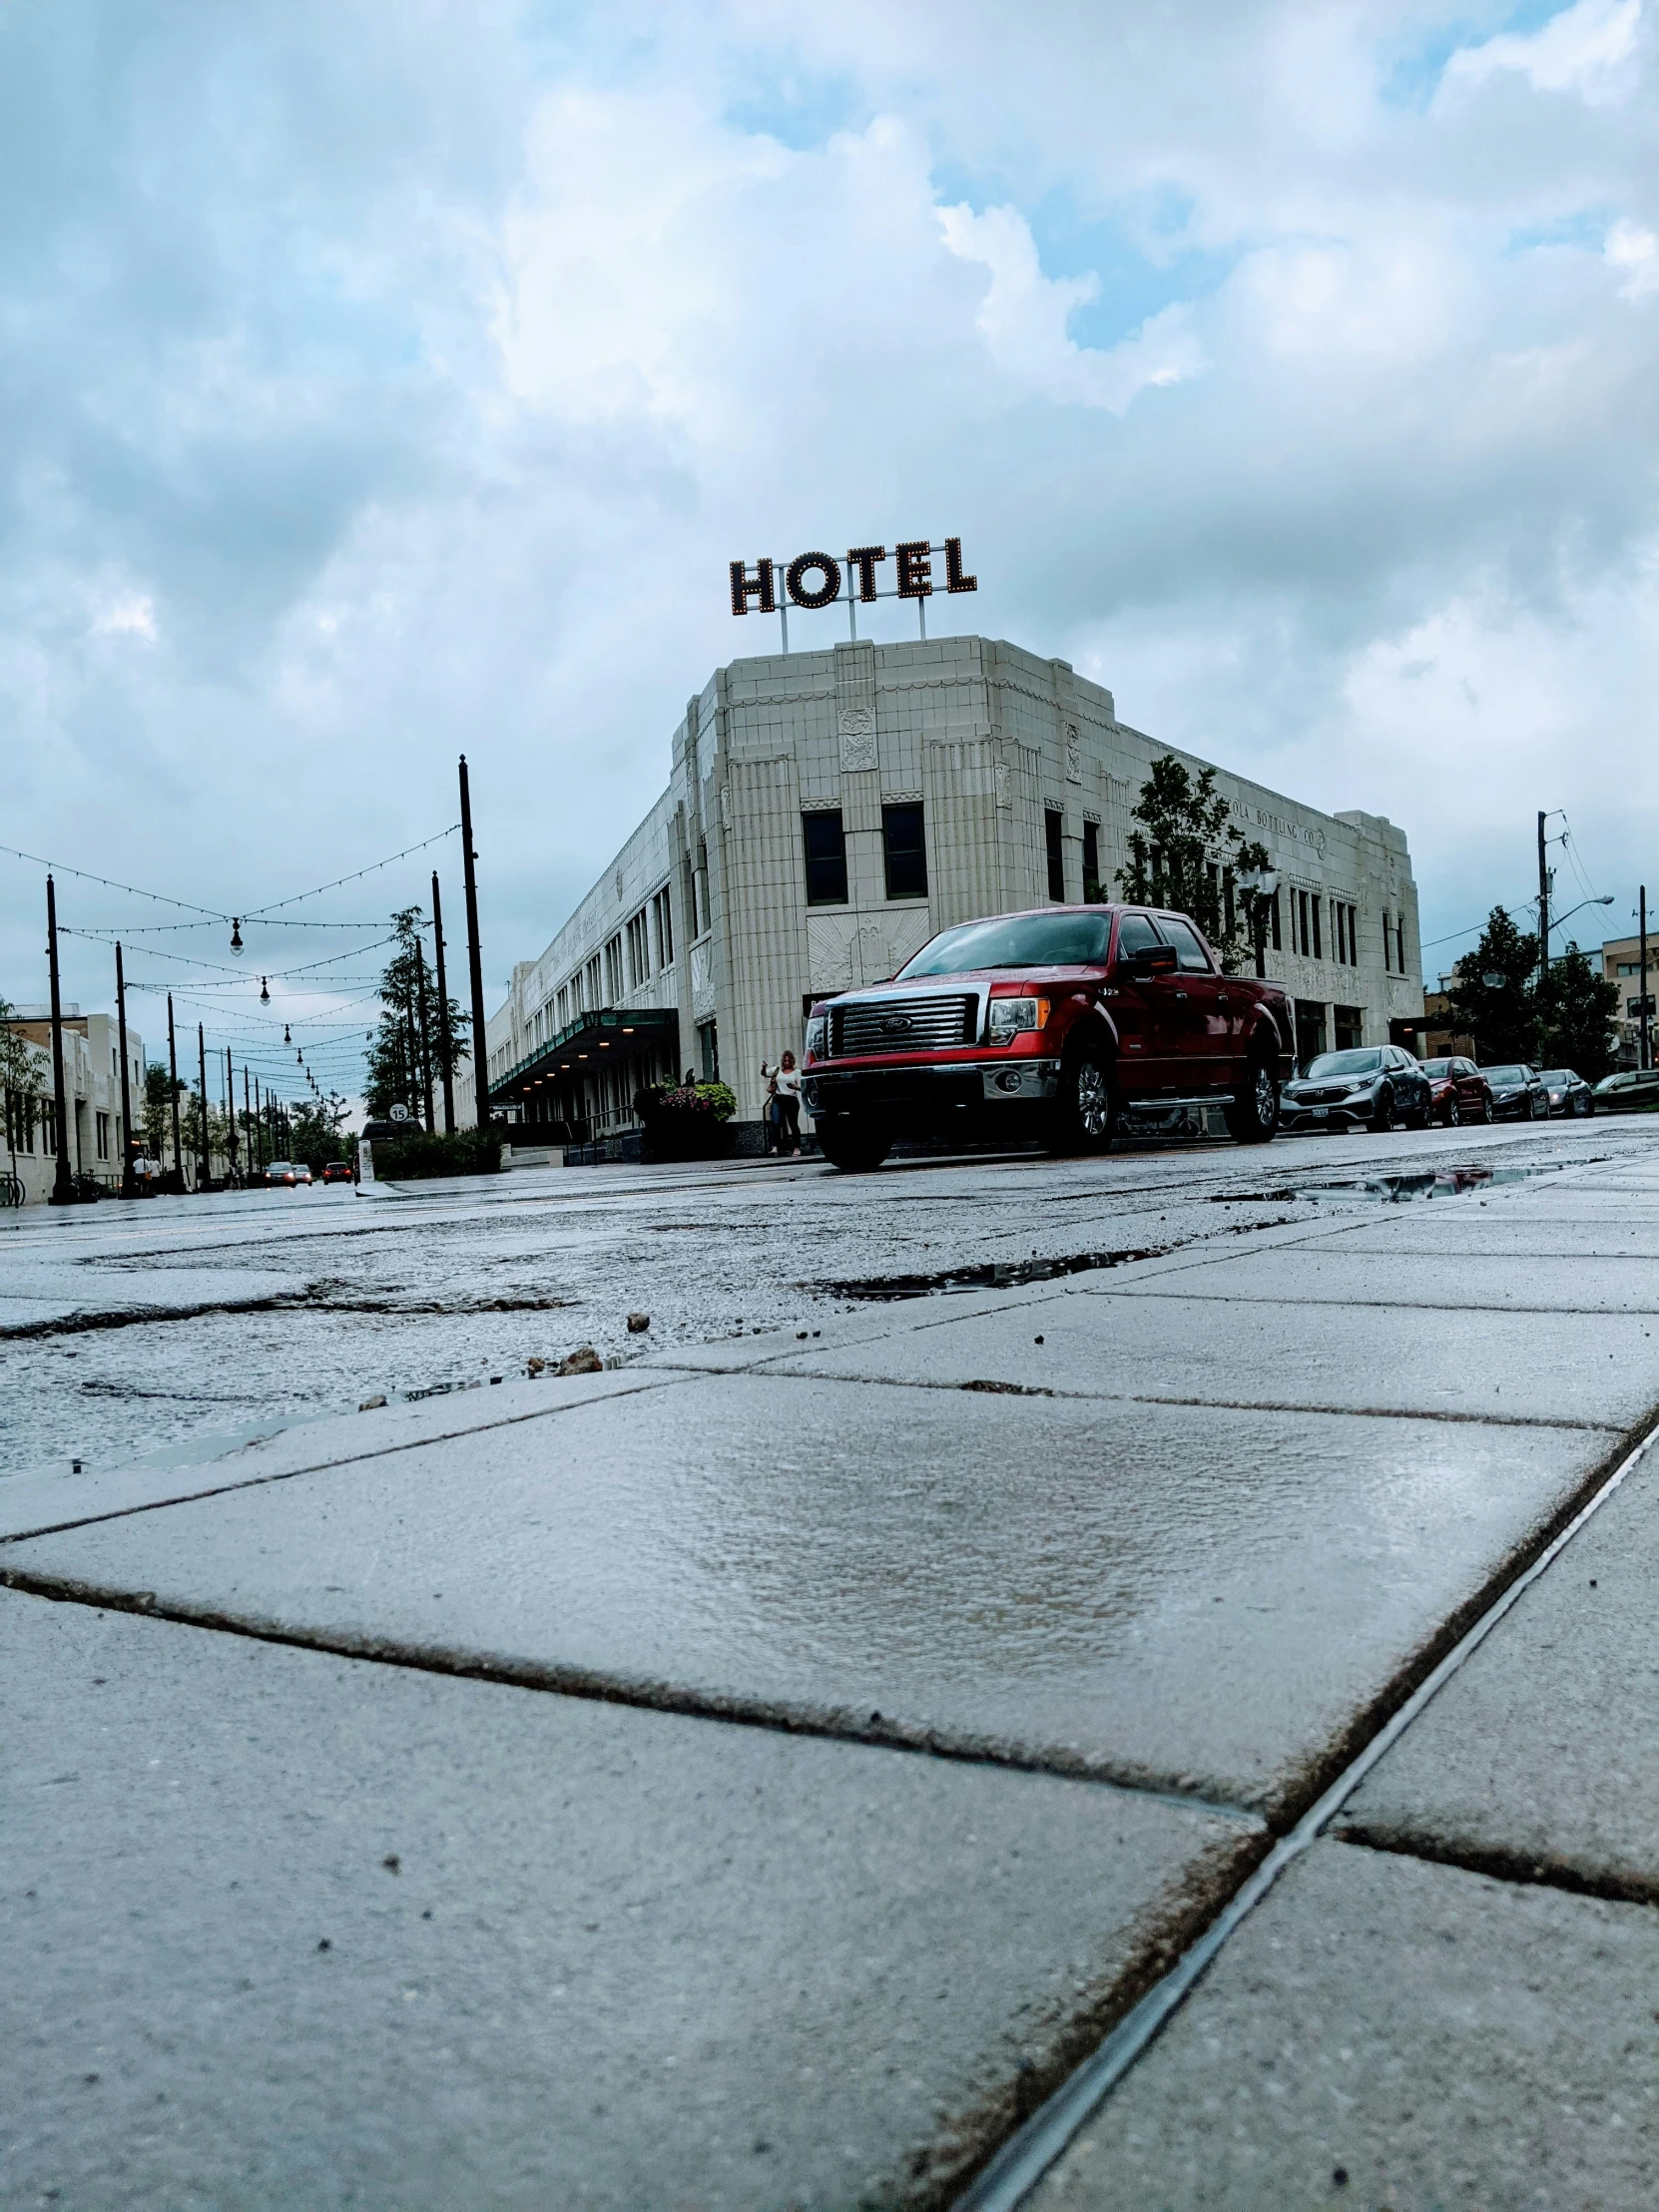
left=803, top=1060, right=1059, bottom=1117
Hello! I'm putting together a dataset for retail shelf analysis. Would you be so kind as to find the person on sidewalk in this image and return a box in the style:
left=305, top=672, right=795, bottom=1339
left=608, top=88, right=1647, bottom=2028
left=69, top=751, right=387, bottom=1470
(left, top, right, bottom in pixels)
left=761, top=1052, right=802, bottom=1157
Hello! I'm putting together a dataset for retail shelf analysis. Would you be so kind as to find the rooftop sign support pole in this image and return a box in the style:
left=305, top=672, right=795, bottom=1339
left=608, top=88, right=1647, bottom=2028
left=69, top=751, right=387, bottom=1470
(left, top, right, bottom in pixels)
left=115, top=939, right=136, bottom=1200
left=458, top=755, right=491, bottom=1130
left=46, top=876, right=75, bottom=1205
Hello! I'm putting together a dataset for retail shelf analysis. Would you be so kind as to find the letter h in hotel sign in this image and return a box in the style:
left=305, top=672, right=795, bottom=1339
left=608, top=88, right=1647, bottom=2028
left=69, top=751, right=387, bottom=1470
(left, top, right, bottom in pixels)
left=729, top=538, right=977, bottom=650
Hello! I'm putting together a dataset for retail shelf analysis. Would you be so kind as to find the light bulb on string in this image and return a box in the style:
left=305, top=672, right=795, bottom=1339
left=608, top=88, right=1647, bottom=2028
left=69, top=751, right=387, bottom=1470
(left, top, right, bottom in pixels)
left=231, top=919, right=244, bottom=953
left=260, top=977, right=271, bottom=1003
left=283, top=1024, right=291, bottom=1044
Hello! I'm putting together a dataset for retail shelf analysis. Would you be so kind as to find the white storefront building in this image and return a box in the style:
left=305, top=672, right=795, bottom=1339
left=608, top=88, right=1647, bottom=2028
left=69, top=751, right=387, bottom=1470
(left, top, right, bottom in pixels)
left=480, top=635, right=1422, bottom=1151
left=2, top=1007, right=147, bottom=1203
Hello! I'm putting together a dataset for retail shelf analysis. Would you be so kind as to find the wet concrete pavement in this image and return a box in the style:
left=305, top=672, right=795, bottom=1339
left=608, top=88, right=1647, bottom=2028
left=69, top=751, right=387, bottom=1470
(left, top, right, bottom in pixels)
left=4, top=1116, right=1658, bottom=2206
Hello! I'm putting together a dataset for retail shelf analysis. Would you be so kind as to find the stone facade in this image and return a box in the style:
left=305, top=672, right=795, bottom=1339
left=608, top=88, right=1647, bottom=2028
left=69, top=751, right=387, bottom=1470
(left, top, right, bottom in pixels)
left=484, top=636, right=1422, bottom=1140
left=2, top=1008, right=147, bottom=1204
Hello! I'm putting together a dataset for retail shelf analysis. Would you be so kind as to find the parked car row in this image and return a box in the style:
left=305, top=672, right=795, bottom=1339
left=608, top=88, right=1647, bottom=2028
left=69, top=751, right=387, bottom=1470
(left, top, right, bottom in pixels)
left=798, top=898, right=1626, bottom=1171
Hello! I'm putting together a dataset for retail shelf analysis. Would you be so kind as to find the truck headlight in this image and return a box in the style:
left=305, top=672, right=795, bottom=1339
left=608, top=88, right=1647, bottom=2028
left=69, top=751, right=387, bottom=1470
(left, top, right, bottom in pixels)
left=987, top=995, right=1047, bottom=1042
left=805, top=1012, right=830, bottom=1062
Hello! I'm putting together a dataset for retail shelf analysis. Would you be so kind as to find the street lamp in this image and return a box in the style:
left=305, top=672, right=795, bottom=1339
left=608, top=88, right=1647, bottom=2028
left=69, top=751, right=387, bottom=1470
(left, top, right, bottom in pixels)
left=1236, top=865, right=1279, bottom=979
left=1550, top=894, right=1615, bottom=936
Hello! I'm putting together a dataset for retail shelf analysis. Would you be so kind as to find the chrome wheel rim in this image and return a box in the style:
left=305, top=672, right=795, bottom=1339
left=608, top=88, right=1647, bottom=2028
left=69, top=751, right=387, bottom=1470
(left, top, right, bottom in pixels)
left=1253, top=1066, right=1276, bottom=1125
left=1076, top=1059, right=1111, bottom=1138
left=1449, top=1098, right=1460, bottom=1125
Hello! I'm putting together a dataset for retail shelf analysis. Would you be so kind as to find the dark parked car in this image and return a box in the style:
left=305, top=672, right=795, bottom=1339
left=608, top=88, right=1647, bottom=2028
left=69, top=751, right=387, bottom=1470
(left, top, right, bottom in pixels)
left=1482, top=1064, right=1548, bottom=1120
left=1419, top=1055, right=1494, bottom=1127
left=1592, top=1067, right=1659, bottom=1111
left=1537, top=1068, right=1594, bottom=1117
left=800, top=903, right=1296, bottom=1169
left=321, top=1159, right=355, bottom=1184
left=1280, top=1045, right=1433, bottom=1134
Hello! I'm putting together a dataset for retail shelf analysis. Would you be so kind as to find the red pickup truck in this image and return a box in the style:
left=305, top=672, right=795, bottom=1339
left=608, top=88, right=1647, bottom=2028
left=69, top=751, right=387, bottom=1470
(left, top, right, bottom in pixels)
left=802, top=903, right=1295, bottom=1170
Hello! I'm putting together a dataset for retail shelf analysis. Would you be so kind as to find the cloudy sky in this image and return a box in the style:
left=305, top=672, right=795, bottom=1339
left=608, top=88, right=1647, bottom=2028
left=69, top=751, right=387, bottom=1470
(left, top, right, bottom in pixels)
left=3, top=0, right=1656, bottom=1092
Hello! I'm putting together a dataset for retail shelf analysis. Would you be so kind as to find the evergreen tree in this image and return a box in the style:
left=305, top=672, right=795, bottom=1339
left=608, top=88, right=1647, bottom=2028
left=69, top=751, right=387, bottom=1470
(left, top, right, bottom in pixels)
left=1536, top=943, right=1620, bottom=1079
left=1116, top=756, right=1272, bottom=973
left=364, top=905, right=468, bottom=1122
left=1446, top=908, right=1538, bottom=1064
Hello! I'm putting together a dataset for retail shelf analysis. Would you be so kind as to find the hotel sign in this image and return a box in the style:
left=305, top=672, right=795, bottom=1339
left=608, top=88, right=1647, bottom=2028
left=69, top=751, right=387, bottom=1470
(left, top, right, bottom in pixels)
left=730, top=539, right=977, bottom=616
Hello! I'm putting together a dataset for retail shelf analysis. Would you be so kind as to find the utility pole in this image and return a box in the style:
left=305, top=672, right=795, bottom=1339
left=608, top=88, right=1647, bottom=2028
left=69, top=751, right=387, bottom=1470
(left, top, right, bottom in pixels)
left=254, top=1075, right=263, bottom=1172
left=244, top=1066, right=254, bottom=1176
left=197, top=1022, right=211, bottom=1192
left=458, top=756, right=490, bottom=1132
left=1539, top=814, right=1557, bottom=977
left=166, top=994, right=184, bottom=1192
left=226, top=1047, right=239, bottom=1185
left=45, top=875, right=75, bottom=1205
left=432, top=869, right=455, bottom=1134
left=1642, top=886, right=1651, bottom=1074
left=415, top=936, right=435, bottom=1132
left=115, top=940, right=136, bottom=1201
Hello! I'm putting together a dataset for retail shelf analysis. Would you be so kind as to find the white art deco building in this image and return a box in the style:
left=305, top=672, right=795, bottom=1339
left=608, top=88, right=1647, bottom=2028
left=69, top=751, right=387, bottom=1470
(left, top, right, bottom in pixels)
left=480, top=635, right=1422, bottom=1151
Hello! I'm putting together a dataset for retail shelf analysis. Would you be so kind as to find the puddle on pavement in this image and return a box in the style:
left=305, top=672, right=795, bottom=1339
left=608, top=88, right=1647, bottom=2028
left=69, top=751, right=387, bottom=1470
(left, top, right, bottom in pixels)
left=816, top=1246, right=1169, bottom=1301
left=1287, top=1159, right=1583, bottom=1205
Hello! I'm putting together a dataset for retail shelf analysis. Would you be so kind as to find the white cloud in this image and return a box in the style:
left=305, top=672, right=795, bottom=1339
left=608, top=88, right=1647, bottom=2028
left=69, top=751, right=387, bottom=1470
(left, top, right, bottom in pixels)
left=937, top=201, right=1206, bottom=411
left=91, top=591, right=159, bottom=643
left=1606, top=217, right=1659, bottom=295
left=1439, top=0, right=1643, bottom=108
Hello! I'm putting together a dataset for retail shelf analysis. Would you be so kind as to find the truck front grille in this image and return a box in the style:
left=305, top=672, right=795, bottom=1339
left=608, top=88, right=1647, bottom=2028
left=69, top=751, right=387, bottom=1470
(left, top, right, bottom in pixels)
left=831, top=994, right=976, bottom=1057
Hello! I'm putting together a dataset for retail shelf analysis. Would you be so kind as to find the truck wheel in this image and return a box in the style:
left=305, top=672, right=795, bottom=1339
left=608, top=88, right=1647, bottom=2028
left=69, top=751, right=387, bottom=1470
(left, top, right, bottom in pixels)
left=1047, top=1042, right=1115, bottom=1154
left=815, top=1116, right=891, bottom=1172
left=1226, top=1053, right=1280, bottom=1145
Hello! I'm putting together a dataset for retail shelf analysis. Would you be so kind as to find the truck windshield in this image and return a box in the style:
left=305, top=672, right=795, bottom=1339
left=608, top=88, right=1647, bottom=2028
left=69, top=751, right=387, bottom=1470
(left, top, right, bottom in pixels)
left=899, top=912, right=1114, bottom=977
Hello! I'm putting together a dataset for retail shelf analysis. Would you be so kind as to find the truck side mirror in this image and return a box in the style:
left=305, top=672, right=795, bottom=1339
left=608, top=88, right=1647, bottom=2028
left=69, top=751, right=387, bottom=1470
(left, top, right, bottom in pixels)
left=1129, top=943, right=1179, bottom=978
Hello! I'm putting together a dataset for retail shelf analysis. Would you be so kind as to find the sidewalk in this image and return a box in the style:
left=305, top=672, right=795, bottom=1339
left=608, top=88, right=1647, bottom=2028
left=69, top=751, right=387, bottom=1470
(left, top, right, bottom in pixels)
left=4, top=1144, right=1657, bottom=2207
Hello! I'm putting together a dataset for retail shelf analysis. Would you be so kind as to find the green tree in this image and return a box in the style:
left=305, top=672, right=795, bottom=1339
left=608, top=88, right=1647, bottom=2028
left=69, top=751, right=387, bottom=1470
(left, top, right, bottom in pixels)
left=364, top=905, right=468, bottom=1123
left=0, top=997, right=46, bottom=1179
left=1536, top=943, right=1620, bottom=1080
left=289, top=1093, right=351, bottom=1171
left=1116, top=756, right=1272, bottom=974
left=1446, top=907, right=1539, bottom=1065
left=140, top=1060, right=182, bottom=1162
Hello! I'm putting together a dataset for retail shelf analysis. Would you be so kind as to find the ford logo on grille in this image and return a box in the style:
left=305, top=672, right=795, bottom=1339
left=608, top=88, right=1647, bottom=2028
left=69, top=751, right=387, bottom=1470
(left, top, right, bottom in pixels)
left=880, top=1014, right=914, bottom=1035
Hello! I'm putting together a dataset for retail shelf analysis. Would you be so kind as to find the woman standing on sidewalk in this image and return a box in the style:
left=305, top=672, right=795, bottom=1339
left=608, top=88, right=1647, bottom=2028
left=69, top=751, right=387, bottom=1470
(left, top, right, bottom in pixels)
left=762, top=1052, right=803, bottom=1157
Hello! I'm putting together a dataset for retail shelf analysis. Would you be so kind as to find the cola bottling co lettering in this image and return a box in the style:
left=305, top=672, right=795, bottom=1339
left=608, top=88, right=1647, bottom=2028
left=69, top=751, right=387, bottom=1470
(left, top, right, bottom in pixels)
left=729, top=539, right=977, bottom=617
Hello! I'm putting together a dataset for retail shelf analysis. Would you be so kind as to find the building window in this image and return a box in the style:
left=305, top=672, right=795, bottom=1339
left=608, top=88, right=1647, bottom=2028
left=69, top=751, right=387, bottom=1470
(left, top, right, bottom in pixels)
left=626, top=909, right=651, bottom=991
left=1294, top=999, right=1328, bottom=1071
left=693, top=851, right=711, bottom=937
left=1270, top=891, right=1282, bottom=951
left=1395, top=915, right=1406, bottom=972
left=803, top=811, right=848, bottom=906
left=1045, top=808, right=1066, bottom=902
left=880, top=803, right=927, bottom=900
left=697, top=1019, right=719, bottom=1082
left=1311, top=895, right=1323, bottom=960
left=1382, top=910, right=1394, bottom=973
left=651, top=885, right=675, bottom=970
left=556, top=985, right=569, bottom=1028
left=1082, top=821, right=1102, bottom=902
left=604, top=935, right=624, bottom=1002
left=584, top=955, right=601, bottom=1010
left=1334, top=1004, right=1363, bottom=1050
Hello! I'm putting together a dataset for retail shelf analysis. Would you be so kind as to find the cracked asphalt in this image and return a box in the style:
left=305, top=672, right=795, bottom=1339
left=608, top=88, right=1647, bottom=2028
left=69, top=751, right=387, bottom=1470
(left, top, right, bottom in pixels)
left=0, top=1117, right=1628, bottom=1484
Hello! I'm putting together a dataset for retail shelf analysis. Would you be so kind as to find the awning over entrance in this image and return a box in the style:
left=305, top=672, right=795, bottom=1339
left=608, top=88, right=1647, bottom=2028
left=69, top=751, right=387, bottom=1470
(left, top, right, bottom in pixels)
left=489, top=1007, right=680, bottom=1114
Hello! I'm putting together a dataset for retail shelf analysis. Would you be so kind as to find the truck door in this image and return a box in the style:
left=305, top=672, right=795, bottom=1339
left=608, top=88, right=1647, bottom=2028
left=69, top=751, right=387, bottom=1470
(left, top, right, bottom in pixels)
left=1155, top=914, right=1238, bottom=1090
left=1109, top=910, right=1172, bottom=1093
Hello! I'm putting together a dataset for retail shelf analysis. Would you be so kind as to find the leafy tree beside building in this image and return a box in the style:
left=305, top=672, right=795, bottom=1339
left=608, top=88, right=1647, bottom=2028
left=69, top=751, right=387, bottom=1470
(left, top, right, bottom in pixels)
left=1446, top=908, right=1619, bottom=1075
left=1117, top=757, right=1273, bottom=974
left=0, top=996, right=46, bottom=1178
left=364, top=905, right=468, bottom=1124
left=1536, top=944, right=1620, bottom=1080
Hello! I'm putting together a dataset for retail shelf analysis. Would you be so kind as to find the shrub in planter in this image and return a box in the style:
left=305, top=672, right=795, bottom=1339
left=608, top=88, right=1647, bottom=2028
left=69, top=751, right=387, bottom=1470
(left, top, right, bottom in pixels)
left=369, top=1126, right=503, bottom=1180
left=632, top=1080, right=737, bottom=1160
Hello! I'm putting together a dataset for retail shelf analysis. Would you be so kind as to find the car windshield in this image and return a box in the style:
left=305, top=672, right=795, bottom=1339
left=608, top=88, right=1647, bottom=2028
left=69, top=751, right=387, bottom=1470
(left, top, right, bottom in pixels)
left=1483, top=1066, right=1527, bottom=1084
left=899, top=910, right=1114, bottom=976
left=1304, top=1050, right=1382, bottom=1079
left=1537, top=1071, right=1573, bottom=1085
left=1419, top=1059, right=1453, bottom=1077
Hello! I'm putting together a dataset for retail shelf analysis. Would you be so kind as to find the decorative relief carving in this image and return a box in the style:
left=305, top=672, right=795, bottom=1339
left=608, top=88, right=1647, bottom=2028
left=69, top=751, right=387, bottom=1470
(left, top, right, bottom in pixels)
left=834, top=640, right=878, bottom=771
left=1065, top=723, right=1082, bottom=785
left=994, top=760, right=1010, bottom=810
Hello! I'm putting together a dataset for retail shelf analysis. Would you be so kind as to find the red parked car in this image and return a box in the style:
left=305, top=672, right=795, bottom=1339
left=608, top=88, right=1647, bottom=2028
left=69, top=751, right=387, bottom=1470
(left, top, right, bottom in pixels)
left=802, top=904, right=1295, bottom=1170
left=1418, top=1056, right=1494, bottom=1127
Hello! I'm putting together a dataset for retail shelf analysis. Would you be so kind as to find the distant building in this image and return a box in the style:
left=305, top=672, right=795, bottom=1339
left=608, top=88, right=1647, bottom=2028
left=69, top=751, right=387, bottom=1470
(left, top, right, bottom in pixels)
left=480, top=635, right=1423, bottom=1149
left=2, top=1006, right=146, bottom=1204
left=1598, top=934, right=1657, bottom=1066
